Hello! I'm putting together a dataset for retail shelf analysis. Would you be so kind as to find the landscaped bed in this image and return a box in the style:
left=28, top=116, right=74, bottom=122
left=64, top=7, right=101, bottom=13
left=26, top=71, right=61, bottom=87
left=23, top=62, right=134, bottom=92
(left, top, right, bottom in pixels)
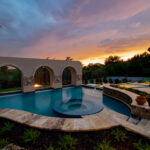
left=0, top=118, right=150, bottom=150
left=111, top=84, right=150, bottom=106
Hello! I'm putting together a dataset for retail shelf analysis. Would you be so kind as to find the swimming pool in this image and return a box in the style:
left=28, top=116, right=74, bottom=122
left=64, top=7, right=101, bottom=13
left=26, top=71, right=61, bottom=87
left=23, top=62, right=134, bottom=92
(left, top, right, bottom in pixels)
left=0, top=86, right=131, bottom=117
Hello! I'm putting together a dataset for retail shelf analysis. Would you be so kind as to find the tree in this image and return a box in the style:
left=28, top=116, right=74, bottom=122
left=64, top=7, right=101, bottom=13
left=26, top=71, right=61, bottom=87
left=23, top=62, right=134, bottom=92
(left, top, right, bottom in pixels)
left=105, top=56, right=121, bottom=65
left=66, top=57, right=73, bottom=61
left=148, top=47, right=150, bottom=53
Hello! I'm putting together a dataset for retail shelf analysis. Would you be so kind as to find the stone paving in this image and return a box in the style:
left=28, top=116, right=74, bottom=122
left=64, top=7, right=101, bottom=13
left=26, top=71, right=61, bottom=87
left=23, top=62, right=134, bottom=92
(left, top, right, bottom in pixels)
left=0, top=84, right=150, bottom=142
left=0, top=106, right=150, bottom=139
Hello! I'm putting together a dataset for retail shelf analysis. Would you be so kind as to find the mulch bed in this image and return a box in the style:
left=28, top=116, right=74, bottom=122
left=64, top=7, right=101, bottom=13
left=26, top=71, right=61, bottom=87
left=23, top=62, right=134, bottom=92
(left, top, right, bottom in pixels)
left=0, top=118, right=150, bottom=150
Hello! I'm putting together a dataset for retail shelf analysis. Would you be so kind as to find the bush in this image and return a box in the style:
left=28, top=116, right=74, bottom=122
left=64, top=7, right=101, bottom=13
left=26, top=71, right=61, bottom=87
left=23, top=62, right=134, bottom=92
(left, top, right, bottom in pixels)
left=99, top=78, right=102, bottom=84
left=114, top=79, right=121, bottom=84
left=103, top=78, right=107, bottom=83
left=134, top=140, right=150, bottom=150
left=94, top=139, right=114, bottom=150
left=84, top=79, right=88, bottom=84
left=96, top=78, right=99, bottom=84
left=46, top=145, right=55, bottom=150
left=122, top=78, right=128, bottom=83
left=109, top=78, right=113, bottom=83
left=111, top=128, right=127, bottom=142
left=59, top=134, right=77, bottom=150
left=138, top=80, right=145, bottom=83
left=91, top=79, right=94, bottom=83
left=0, top=139, right=9, bottom=149
left=22, top=129, right=40, bottom=144
left=0, top=122, right=14, bottom=135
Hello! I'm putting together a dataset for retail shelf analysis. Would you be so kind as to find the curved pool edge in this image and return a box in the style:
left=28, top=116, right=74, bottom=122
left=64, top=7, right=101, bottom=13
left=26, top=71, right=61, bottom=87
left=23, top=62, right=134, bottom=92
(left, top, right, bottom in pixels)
left=0, top=108, right=150, bottom=139
left=103, top=85, right=150, bottom=119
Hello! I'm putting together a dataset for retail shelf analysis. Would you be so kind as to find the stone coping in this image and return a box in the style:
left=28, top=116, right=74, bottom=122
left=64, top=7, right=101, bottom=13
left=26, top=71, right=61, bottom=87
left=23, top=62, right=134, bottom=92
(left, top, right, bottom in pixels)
left=104, top=85, right=149, bottom=108
left=0, top=86, right=150, bottom=139
left=103, top=85, right=150, bottom=119
left=0, top=108, right=150, bottom=139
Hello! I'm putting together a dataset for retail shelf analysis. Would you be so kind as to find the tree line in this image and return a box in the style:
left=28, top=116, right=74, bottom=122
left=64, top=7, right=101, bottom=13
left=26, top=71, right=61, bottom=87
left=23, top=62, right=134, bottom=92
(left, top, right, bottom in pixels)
left=83, top=51, right=150, bottom=83
left=0, top=66, right=21, bottom=89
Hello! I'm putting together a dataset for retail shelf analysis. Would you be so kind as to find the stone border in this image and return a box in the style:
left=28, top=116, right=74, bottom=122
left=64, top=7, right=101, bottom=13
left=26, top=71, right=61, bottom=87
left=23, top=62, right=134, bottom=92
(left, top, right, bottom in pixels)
left=0, top=108, right=150, bottom=139
left=103, top=85, right=150, bottom=119
left=0, top=87, right=150, bottom=139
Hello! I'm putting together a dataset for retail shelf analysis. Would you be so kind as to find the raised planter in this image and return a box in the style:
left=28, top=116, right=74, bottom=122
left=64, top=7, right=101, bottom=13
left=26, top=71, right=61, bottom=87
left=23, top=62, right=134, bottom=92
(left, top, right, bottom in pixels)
left=103, top=85, right=150, bottom=119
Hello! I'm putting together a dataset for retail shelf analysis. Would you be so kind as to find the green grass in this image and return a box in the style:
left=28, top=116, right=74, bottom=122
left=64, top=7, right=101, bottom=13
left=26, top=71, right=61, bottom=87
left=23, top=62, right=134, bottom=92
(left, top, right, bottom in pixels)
left=0, top=87, right=21, bottom=93
left=0, top=139, right=9, bottom=149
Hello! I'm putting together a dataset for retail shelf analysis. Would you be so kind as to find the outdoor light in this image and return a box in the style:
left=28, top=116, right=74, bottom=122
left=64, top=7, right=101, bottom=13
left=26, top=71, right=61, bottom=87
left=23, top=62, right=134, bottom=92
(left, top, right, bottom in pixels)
left=34, top=84, right=42, bottom=88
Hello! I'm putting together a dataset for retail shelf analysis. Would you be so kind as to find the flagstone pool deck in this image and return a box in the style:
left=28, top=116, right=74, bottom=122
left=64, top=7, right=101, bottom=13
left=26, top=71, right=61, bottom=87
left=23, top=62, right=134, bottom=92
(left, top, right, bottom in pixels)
left=0, top=85, right=150, bottom=139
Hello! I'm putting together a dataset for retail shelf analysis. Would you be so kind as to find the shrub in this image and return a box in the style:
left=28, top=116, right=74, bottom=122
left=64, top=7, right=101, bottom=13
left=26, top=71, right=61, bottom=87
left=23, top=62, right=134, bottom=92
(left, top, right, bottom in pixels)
left=111, top=128, right=127, bottom=142
left=122, top=78, right=128, bottom=83
left=99, top=78, right=102, bottom=84
left=103, top=78, right=107, bottom=83
left=46, top=145, right=55, bottom=150
left=96, top=78, right=99, bottom=84
left=91, top=79, right=94, bottom=83
left=134, top=140, right=150, bottom=150
left=84, top=79, right=88, bottom=84
left=138, top=80, right=145, bottom=83
left=109, top=78, right=113, bottom=83
left=114, top=79, right=121, bottom=84
left=59, top=134, right=77, bottom=150
left=0, top=122, right=14, bottom=135
left=94, top=139, right=114, bottom=150
left=22, top=129, right=40, bottom=144
left=0, top=139, right=9, bottom=149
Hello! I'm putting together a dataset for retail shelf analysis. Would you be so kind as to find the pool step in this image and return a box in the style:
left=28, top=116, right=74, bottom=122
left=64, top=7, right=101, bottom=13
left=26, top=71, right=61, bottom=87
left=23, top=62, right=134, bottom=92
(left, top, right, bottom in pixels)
left=127, top=117, right=140, bottom=125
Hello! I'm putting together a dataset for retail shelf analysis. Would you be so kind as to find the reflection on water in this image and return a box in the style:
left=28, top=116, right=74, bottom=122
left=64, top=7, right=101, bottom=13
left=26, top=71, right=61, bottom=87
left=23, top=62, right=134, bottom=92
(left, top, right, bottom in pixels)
left=0, top=87, right=131, bottom=117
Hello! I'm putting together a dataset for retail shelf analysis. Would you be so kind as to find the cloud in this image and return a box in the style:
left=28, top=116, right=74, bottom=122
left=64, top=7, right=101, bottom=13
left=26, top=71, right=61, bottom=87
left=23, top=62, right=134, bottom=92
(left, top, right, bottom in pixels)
left=0, top=0, right=150, bottom=61
left=130, top=22, right=141, bottom=28
left=98, top=36, right=150, bottom=54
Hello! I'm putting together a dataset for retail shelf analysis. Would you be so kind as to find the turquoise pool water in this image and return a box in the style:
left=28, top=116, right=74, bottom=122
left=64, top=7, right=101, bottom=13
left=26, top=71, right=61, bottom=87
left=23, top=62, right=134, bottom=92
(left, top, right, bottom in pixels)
left=0, top=87, right=131, bottom=117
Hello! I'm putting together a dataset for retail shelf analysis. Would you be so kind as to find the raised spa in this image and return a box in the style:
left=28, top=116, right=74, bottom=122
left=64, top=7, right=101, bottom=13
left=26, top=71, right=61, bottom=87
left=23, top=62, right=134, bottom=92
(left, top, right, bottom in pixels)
left=53, top=98, right=104, bottom=117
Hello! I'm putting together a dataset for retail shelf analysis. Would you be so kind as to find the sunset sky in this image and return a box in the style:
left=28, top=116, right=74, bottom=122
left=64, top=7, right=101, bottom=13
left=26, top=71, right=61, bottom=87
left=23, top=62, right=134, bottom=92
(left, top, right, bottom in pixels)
left=0, top=0, right=150, bottom=65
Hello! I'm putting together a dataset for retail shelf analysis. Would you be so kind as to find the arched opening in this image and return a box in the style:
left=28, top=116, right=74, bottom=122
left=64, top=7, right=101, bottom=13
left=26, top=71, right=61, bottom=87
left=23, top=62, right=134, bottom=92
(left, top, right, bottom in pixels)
left=62, top=67, right=77, bottom=86
left=34, top=66, right=54, bottom=89
left=0, top=65, right=22, bottom=93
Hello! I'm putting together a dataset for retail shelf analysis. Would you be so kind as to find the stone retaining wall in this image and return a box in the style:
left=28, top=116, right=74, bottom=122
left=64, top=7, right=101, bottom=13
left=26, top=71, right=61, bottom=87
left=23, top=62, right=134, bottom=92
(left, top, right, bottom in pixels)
left=103, top=85, right=150, bottom=119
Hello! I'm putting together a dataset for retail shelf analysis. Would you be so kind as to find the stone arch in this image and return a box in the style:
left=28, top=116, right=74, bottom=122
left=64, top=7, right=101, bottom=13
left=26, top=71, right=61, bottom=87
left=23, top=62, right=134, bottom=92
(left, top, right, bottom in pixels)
left=62, top=66, right=77, bottom=86
left=0, top=64, right=23, bottom=91
left=33, top=66, right=55, bottom=88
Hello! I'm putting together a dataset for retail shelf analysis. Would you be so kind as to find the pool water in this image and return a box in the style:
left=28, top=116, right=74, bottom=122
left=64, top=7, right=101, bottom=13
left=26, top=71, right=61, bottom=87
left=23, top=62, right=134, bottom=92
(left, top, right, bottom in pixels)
left=0, top=87, right=131, bottom=117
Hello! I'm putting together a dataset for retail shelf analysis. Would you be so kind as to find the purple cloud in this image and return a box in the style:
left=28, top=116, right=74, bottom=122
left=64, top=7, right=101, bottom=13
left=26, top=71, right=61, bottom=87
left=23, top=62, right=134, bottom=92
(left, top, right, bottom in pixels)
left=0, top=0, right=150, bottom=61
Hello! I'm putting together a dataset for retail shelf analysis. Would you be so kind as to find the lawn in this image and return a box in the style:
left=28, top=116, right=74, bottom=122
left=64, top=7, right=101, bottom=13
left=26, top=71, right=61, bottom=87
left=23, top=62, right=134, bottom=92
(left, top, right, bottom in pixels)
left=0, top=87, right=21, bottom=93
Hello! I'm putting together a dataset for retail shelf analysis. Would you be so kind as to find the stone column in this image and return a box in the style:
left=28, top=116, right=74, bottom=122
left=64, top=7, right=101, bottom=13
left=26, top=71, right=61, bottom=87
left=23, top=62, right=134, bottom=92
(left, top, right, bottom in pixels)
left=54, top=75, right=62, bottom=89
left=22, top=76, right=35, bottom=93
left=76, top=74, right=82, bottom=86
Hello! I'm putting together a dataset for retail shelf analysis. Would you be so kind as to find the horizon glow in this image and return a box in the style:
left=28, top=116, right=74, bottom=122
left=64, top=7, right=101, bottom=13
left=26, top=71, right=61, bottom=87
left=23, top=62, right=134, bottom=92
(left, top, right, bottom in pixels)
left=0, top=0, right=150, bottom=66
